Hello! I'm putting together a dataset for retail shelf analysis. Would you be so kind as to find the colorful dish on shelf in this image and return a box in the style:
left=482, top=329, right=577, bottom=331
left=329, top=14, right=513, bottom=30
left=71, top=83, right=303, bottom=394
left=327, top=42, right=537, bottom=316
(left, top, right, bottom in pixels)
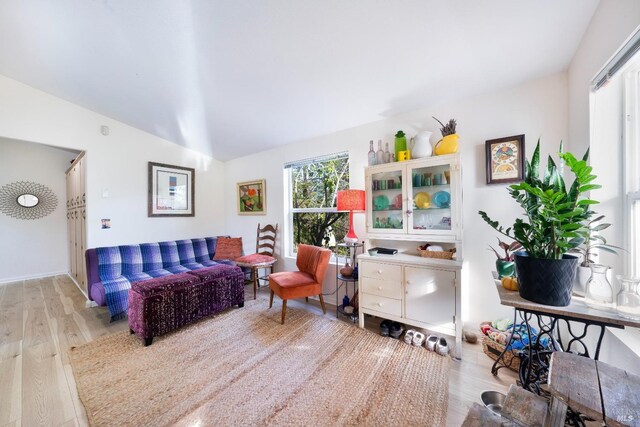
left=392, top=194, right=403, bottom=209
left=413, top=192, right=431, bottom=209
left=374, top=195, right=390, bottom=211
left=432, top=191, right=451, bottom=208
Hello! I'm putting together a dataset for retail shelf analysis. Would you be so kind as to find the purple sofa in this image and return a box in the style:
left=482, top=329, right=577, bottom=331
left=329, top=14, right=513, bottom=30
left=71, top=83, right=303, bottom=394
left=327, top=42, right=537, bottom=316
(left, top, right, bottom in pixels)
left=85, top=237, right=242, bottom=321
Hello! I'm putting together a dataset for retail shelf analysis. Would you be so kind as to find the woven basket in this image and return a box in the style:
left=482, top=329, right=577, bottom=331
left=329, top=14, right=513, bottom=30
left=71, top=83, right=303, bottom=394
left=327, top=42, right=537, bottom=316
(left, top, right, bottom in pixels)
left=417, top=247, right=456, bottom=260
left=481, top=335, right=520, bottom=373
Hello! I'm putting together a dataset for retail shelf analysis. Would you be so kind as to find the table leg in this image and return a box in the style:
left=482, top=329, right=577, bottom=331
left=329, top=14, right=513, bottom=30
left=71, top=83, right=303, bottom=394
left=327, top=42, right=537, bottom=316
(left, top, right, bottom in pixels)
left=253, top=267, right=257, bottom=300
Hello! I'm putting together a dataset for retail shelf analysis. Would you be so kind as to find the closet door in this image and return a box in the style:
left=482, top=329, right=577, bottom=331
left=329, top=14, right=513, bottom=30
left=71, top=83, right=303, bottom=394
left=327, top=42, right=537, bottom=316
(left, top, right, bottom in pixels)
left=79, top=208, right=87, bottom=291
left=69, top=209, right=77, bottom=278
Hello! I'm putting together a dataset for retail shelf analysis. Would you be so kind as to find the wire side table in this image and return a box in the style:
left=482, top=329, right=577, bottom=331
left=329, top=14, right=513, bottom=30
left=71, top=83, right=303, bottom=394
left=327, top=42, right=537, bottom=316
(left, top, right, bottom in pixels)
left=334, top=242, right=363, bottom=323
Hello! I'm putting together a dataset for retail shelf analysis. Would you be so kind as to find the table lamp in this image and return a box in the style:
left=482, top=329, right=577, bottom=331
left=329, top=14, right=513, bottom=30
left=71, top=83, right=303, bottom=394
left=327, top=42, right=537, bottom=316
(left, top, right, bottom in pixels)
left=337, top=189, right=366, bottom=245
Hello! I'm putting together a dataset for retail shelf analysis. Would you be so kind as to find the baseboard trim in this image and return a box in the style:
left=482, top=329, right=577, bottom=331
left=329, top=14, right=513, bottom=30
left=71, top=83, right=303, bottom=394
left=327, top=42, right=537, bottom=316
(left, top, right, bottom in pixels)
left=0, top=270, right=68, bottom=285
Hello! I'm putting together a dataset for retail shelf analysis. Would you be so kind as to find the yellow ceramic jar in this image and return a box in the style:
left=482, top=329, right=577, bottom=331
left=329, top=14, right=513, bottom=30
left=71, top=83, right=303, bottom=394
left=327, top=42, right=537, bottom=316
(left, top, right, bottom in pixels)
left=434, top=134, right=459, bottom=155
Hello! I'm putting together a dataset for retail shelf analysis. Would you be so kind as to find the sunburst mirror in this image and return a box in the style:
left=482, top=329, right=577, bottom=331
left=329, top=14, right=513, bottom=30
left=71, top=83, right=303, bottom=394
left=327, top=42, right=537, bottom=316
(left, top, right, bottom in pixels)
left=0, top=181, right=58, bottom=220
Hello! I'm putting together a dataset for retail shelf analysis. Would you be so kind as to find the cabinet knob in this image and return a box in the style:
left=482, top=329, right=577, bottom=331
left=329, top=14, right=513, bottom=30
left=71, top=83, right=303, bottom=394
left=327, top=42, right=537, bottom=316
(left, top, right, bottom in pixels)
left=405, top=291, right=409, bottom=295
left=377, top=302, right=383, bottom=307
left=377, top=286, right=383, bottom=291
left=406, top=280, right=411, bottom=285
left=377, top=269, right=382, bottom=274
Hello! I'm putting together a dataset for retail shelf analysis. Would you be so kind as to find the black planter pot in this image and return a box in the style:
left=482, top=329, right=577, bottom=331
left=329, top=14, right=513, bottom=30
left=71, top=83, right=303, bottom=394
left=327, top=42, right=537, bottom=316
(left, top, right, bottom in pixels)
left=514, top=252, right=579, bottom=306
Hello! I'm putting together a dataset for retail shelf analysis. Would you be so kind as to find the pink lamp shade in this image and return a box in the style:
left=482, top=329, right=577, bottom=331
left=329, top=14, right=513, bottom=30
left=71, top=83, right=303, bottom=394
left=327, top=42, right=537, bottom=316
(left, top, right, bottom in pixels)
left=336, top=190, right=365, bottom=212
left=336, top=190, right=365, bottom=244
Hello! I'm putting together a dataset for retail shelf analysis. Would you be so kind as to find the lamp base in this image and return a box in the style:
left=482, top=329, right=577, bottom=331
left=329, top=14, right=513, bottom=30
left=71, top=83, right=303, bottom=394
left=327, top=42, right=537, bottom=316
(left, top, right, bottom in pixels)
left=343, top=236, right=359, bottom=245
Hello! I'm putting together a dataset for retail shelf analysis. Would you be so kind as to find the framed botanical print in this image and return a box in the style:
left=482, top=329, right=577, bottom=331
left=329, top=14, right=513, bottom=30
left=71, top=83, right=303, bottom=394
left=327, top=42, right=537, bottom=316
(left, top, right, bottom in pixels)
left=148, top=162, right=195, bottom=217
left=485, top=135, right=525, bottom=185
left=237, top=179, right=266, bottom=215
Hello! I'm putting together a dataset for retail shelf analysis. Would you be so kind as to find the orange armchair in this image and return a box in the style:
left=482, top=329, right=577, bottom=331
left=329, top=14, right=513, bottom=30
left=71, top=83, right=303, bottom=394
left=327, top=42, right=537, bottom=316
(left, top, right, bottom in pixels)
left=268, top=244, right=331, bottom=324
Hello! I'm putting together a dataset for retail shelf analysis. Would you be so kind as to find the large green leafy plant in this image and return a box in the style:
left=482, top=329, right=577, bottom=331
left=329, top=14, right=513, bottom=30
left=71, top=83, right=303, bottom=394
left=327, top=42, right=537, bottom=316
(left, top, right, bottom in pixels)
left=479, top=140, right=600, bottom=260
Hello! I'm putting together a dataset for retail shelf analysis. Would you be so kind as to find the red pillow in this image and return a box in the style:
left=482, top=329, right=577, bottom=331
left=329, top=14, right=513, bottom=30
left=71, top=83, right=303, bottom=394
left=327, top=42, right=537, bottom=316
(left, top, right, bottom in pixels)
left=213, top=237, right=243, bottom=261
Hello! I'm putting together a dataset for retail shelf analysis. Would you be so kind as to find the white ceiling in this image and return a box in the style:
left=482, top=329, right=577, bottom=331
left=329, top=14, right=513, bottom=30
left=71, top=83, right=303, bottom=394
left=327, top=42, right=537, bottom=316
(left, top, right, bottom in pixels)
left=0, top=1, right=599, bottom=161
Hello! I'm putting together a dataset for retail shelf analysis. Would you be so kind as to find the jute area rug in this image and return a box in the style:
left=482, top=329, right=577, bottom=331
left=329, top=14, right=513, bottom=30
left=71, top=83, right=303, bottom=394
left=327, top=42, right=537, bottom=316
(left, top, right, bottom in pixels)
left=70, top=296, right=450, bottom=426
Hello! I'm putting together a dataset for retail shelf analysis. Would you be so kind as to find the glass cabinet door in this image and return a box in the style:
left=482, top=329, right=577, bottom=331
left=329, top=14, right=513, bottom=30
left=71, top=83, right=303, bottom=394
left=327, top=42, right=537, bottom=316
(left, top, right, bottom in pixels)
left=367, top=166, right=406, bottom=234
left=407, top=161, right=455, bottom=235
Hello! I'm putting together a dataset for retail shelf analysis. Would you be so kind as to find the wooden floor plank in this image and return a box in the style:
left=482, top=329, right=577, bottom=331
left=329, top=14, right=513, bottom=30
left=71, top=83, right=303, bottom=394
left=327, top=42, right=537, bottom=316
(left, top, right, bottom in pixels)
left=0, top=353, right=21, bottom=426
left=22, top=309, right=55, bottom=353
left=22, top=343, right=76, bottom=427
left=0, top=306, right=23, bottom=350
left=51, top=315, right=88, bottom=365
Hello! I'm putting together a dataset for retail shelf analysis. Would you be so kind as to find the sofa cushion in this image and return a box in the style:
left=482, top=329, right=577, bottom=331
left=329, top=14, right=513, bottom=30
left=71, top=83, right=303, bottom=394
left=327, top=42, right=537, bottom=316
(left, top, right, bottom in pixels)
left=213, top=237, right=243, bottom=261
left=192, top=238, right=211, bottom=263
left=102, top=276, right=132, bottom=319
left=166, top=265, right=190, bottom=274
left=123, top=272, right=153, bottom=283
left=146, top=269, right=174, bottom=278
left=176, top=239, right=197, bottom=264
left=131, top=273, right=200, bottom=297
left=159, top=241, right=181, bottom=267
left=96, top=247, right=122, bottom=280
left=120, top=245, right=144, bottom=275
left=140, top=243, right=163, bottom=271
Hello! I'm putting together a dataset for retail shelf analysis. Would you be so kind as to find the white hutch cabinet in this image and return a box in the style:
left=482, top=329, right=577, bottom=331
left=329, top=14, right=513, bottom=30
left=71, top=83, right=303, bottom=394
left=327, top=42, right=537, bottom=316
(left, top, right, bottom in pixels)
left=358, top=154, right=463, bottom=358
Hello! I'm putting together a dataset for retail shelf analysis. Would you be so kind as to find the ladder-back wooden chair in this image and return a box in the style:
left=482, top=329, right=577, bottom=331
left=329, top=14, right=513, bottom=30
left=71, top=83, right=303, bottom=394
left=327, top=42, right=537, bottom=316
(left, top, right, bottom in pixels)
left=235, top=224, right=278, bottom=299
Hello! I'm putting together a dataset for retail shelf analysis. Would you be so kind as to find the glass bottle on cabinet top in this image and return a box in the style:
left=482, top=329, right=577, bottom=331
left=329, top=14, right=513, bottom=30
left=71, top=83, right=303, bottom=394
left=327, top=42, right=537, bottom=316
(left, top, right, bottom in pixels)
left=368, top=140, right=376, bottom=166
left=376, top=140, right=385, bottom=165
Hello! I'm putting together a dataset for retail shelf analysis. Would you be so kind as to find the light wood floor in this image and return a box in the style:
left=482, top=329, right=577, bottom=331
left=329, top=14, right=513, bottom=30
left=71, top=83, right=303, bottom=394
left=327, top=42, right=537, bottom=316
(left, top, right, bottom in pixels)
left=0, top=275, right=517, bottom=426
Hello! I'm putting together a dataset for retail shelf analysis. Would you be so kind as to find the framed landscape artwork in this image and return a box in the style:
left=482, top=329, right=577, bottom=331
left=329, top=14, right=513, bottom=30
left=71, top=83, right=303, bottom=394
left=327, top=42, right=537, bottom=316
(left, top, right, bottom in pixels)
left=148, top=162, right=195, bottom=217
left=485, top=135, right=525, bottom=185
left=237, top=179, right=266, bottom=215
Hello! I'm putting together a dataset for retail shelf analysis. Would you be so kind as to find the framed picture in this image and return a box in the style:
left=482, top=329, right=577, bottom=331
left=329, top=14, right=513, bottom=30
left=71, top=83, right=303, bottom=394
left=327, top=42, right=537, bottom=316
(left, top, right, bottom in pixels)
left=485, top=135, right=525, bottom=185
left=148, top=162, right=195, bottom=217
left=237, top=179, right=266, bottom=215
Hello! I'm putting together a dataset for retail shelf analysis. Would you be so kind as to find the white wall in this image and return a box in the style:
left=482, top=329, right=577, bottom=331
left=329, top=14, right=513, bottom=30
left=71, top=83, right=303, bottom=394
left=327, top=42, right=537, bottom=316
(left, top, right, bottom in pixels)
left=225, top=72, right=569, bottom=326
left=0, top=137, right=77, bottom=281
left=0, top=74, right=227, bottom=282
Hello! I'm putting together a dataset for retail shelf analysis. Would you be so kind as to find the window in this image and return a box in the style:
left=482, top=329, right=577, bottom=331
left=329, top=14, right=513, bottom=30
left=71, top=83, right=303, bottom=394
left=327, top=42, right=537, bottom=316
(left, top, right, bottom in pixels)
left=285, top=153, right=350, bottom=254
left=624, top=65, right=640, bottom=276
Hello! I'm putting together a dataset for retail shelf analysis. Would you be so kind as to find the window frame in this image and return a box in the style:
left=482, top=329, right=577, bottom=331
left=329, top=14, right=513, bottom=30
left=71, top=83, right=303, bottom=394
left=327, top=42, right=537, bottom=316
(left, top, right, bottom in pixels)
left=624, top=66, right=640, bottom=276
left=284, top=152, right=349, bottom=259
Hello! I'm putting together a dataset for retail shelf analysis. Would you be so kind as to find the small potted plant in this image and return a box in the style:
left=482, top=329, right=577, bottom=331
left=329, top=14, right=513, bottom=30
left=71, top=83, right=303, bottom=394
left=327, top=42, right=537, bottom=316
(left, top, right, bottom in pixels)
left=432, top=116, right=459, bottom=155
left=479, top=140, right=599, bottom=306
left=488, top=238, right=522, bottom=278
left=570, top=215, right=624, bottom=296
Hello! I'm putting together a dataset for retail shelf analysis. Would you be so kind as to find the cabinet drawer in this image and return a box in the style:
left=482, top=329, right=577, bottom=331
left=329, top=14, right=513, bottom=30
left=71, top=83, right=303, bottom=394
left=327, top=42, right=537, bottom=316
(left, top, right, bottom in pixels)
left=361, top=277, right=403, bottom=299
left=360, top=262, right=402, bottom=282
left=360, top=293, right=402, bottom=317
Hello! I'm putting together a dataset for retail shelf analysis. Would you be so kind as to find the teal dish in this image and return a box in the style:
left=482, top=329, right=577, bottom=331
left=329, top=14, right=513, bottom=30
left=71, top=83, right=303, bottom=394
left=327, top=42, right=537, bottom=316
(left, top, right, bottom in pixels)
left=374, top=195, right=390, bottom=211
left=432, top=191, right=451, bottom=208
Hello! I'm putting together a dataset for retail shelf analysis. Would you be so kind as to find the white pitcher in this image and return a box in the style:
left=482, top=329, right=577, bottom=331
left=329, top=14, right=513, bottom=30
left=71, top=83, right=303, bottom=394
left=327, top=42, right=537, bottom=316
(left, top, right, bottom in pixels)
left=409, top=131, right=433, bottom=159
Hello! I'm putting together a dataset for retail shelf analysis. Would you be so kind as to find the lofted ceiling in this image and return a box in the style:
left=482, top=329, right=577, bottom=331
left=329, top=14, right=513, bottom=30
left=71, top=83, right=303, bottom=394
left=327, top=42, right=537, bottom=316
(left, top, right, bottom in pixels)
left=0, top=1, right=599, bottom=161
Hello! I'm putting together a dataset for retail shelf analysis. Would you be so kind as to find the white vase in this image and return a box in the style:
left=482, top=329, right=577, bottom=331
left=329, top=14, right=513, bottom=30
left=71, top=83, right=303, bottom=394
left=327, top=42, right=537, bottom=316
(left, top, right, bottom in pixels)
left=410, top=131, right=433, bottom=159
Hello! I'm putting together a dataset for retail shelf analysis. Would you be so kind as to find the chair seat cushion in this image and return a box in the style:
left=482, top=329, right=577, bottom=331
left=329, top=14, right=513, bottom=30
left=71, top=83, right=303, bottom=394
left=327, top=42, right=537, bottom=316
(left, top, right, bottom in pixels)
left=235, top=253, right=276, bottom=267
left=131, top=273, right=200, bottom=297
left=269, top=271, right=320, bottom=300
